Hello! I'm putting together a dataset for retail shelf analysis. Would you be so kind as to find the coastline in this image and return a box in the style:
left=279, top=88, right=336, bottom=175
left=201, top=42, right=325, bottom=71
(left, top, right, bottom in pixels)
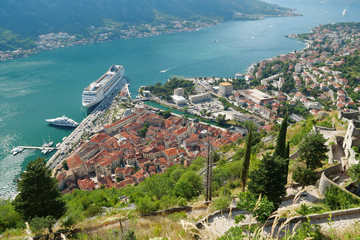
left=246, top=34, right=311, bottom=75
left=0, top=12, right=300, bottom=63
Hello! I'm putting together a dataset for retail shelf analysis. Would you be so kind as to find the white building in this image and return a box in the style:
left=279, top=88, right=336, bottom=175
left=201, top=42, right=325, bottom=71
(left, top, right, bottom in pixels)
left=189, top=93, right=210, bottom=103
left=219, top=82, right=233, bottom=97
left=143, top=90, right=151, bottom=97
left=240, top=89, right=274, bottom=105
left=171, top=95, right=186, bottom=105
left=174, top=88, right=185, bottom=97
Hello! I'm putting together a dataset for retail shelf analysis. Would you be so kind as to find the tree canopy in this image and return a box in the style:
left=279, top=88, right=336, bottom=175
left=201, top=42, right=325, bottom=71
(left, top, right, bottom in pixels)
left=274, top=114, right=288, bottom=159
left=173, top=171, right=203, bottom=200
left=298, top=130, right=328, bottom=170
left=13, top=157, right=66, bottom=221
left=247, top=153, right=287, bottom=207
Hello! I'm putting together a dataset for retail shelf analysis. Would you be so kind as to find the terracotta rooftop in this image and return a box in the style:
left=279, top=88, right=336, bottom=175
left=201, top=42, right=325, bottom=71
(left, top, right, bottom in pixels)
left=67, top=155, right=83, bottom=169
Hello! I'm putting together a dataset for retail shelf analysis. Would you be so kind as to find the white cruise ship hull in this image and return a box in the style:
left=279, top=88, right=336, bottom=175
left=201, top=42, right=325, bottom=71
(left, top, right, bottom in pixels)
left=82, top=65, right=125, bottom=108
left=46, top=121, right=78, bottom=127
left=45, top=116, right=79, bottom=127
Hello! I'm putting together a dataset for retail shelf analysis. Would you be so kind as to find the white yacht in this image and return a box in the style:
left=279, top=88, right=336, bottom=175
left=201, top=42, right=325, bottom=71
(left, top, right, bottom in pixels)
left=11, top=147, right=23, bottom=155
left=82, top=65, right=125, bottom=108
left=46, top=116, right=79, bottom=127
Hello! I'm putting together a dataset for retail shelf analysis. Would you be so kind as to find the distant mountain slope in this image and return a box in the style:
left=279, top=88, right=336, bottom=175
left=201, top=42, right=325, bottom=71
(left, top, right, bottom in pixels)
left=0, top=0, right=290, bottom=36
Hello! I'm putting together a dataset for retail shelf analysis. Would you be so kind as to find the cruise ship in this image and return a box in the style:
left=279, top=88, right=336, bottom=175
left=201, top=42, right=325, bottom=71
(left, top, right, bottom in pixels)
left=46, top=116, right=79, bottom=127
left=82, top=65, right=125, bottom=108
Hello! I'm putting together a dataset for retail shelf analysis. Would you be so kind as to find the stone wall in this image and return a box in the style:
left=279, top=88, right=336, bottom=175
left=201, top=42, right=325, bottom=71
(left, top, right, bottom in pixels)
left=315, top=163, right=342, bottom=179
left=343, top=120, right=360, bottom=166
left=317, top=170, right=360, bottom=201
left=339, top=111, right=360, bottom=121
left=314, top=125, right=336, bottom=131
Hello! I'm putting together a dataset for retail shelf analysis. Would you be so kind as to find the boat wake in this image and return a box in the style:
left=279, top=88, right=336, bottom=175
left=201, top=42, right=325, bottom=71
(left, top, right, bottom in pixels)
left=160, top=67, right=172, bottom=74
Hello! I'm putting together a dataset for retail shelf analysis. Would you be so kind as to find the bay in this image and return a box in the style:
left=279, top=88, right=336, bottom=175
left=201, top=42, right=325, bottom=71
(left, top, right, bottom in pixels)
left=1, top=0, right=360, bottom=199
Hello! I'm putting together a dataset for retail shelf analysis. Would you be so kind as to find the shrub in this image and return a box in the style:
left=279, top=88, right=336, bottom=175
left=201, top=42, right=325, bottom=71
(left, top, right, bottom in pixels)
left=173, top=171, right=203, bottom=200
left=292, top=166, right=317, bottom=186
left=211, top=196, right=231, bottom=211
left=0, top=200, right=23, bottom=233
left=237, top=192, right=274, bottom=223
left=287, top=218, right=324, bottom=240
left=136, top=196, right=159, bottom=214
left=168, top=212, right=187, bottom=222
left=324, top=185, right=360, bottom=211
left=296, top=204, right=324, bottom=215
left=29, top=216, right=56, bottom=235
left=317, top=120, right=333, bottom=128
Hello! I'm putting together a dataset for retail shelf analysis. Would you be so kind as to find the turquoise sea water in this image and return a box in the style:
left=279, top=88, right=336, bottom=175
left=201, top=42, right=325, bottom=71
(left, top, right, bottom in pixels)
left=1, top=0, right=360, bottom=199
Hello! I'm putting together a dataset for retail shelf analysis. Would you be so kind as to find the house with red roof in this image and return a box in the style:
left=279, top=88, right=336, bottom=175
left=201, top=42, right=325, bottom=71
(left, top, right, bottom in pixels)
left=163, top=148, right=179, bottom=161
left=77, top=178, right=96, bottom=191
left=66, top=155, right=87, bottom=178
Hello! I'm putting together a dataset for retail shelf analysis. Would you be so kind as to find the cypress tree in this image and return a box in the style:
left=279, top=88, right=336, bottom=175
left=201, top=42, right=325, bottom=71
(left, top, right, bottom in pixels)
left=13, top=158, right=66, bottom=221
left=285, top=141, right=290, bottom=159
left=283, top=141, right=291, bottom=186
left=241, top=125, right=253, bottom=192
left=274, top=114, right=288, bottom=158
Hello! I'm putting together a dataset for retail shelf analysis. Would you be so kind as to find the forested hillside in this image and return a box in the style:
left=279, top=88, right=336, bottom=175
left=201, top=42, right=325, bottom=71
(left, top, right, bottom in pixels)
left=0, top=0, right=289, bottom=36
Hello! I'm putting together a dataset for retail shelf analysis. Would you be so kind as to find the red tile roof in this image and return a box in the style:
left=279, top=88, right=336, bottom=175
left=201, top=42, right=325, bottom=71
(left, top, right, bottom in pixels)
left=67, top=155, right=83, bottom=169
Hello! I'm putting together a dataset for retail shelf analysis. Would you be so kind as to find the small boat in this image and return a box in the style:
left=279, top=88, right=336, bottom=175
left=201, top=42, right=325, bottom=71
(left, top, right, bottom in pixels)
left=213, top=40, right=218, bottom=42
left=343, top=8, right=347, bottom=16
left=160, top=70, right=166, bottom=74
left=46, top=141, right=53, bottom=147
left=12, top=149, right=20, bottom=155
left=62, top=136, right=67, bottom=141
left=11, top=147, right=23, bottom=155
left=56, top=143, right=61, bottom=148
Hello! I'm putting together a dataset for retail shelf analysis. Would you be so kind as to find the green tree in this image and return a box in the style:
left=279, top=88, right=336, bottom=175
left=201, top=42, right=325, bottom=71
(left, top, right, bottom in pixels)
left=285, top=142, right=290, bottom=159
left=236, top=192, right=274, bottom=223
left=298, top=130, right=328, bottom=170
left=212, top=152, right=220, bottom=163
left=241, top=125, right=252, bottom=192
left=13, top=158, right=66, bottom=221
left=274, top=114, right=288, bottom=158
left=136, top=196, right=159, bottom=214
left=158, top=110, right=172, bottom=119
left=247, top=154, right=286, bottom=208
left=29, top=216, right=56, bottom=235
left=0, top=200, right=23, bottom=233
left=216, top=114, right=226, bottom=125
left=139, top=126, right=148, bottom=137
left=173, top=171, right=203, bottom=200
left=292, top=166, right=317, bottom=187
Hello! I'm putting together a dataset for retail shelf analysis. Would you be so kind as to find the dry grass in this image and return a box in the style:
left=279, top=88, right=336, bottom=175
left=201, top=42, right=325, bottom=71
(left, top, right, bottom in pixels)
left=331, top=220, right=360, bottom=240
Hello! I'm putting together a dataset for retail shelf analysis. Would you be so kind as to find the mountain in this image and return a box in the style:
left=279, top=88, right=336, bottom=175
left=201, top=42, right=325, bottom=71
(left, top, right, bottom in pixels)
left=0, top=0, right=290, bottom=36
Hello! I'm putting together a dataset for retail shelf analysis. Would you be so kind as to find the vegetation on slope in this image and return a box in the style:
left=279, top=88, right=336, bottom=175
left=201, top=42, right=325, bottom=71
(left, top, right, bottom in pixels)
left=0, top=0, right=290, bottom=36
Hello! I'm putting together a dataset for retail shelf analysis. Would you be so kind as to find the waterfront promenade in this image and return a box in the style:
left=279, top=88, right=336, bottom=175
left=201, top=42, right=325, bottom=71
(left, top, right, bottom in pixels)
left=47, top=80, right=127, bottom=174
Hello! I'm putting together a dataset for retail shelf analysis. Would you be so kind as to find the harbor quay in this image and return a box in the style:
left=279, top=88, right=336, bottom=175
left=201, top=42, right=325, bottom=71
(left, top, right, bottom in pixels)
left=47, top=80, right=129, bottom=174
